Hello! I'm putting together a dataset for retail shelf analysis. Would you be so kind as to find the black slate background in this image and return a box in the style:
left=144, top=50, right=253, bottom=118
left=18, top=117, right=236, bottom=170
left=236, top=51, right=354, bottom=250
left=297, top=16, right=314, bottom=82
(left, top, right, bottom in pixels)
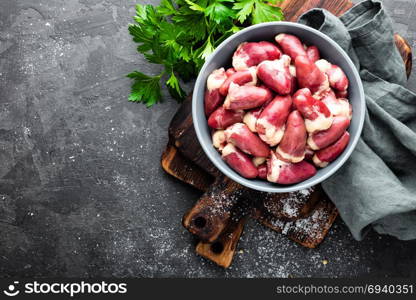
left=1, top=0, right=416, bottom=278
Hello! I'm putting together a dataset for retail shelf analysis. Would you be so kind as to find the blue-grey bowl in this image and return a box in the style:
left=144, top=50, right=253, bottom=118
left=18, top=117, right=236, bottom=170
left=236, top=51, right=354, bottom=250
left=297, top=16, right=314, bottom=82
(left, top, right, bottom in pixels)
left=192, top=21, right=365, bottom=193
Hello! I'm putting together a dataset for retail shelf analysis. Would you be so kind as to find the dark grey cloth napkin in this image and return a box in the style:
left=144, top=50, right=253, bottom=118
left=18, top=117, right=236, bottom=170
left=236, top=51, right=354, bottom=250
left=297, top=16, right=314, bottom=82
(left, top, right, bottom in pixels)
left=298, top=0, right=416, bottom=240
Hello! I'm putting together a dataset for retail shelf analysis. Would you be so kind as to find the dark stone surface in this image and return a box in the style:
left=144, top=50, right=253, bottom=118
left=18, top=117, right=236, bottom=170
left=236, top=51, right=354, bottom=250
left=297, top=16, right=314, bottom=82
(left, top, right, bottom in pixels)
left=0, top=0, right=415, bottom=278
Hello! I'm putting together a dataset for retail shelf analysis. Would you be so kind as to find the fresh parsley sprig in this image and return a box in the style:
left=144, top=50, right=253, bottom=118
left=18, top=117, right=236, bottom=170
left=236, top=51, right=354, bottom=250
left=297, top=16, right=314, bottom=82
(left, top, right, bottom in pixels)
left=128, top=0, right=284, bottom=107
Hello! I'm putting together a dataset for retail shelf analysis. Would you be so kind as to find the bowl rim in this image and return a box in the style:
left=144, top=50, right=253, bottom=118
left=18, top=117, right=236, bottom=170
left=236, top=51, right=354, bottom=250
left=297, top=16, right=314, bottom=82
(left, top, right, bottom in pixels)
left=192, top=21, right=365, bottom=193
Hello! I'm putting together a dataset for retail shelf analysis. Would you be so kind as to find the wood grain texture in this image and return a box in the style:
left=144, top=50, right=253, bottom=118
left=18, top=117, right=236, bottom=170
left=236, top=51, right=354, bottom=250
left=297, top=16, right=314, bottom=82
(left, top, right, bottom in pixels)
left=254, top=185, right=323, bottom=221
left=254, top=196, right=339, bottom=248
left=394, top=34, right=413, bottom=78
left=168, top=97, right=219, bottom=176
left=161, top=143, right=213, bottom=191
left=196, top=217, right=247, bottom=268
left=182, top=176, right=250, bottom=242
left=280, top=0, right=353, bottom=21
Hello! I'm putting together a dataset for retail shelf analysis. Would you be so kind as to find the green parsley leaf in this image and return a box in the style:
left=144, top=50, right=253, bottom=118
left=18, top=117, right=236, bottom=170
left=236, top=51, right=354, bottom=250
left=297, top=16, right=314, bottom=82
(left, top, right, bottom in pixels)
left=127, top=71, right=162, bottom=107
left=166, top=72, right=186, bottom=100
left=195, top=37, right=215, bottom=61
left=233, top=0, right=255, bottom=23
left=205, top=2, right=236, bottom=24
left=157, top=0, right=176, bottom=15
left=173, top=60, right=196, bottom=82
left=233, top=0, right=284, bottom=24
left=128, top=0, right=285, bottom=107
left=159, top=22, right=191, bottom=61
left=184, top=0, right=206, bottom=12
left=172, top=9, right=207, bottom=42
left=252, top=1, right=284, bottom=24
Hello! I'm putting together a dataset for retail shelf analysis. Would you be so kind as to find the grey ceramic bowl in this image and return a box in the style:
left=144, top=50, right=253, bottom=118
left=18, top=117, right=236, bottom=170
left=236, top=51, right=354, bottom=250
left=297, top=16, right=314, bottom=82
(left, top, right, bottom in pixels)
left=192, top=21, right=365, bottom=193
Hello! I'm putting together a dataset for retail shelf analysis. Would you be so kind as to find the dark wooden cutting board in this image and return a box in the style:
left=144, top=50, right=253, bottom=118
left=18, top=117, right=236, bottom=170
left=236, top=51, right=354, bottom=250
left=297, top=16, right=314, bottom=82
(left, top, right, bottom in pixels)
left=161, top=0, right=412, bottom=268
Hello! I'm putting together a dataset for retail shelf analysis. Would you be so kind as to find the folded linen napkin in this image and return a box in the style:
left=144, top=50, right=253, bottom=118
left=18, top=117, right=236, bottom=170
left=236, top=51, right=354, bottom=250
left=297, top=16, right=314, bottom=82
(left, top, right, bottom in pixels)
left=298, top=0, right=416, bottom=240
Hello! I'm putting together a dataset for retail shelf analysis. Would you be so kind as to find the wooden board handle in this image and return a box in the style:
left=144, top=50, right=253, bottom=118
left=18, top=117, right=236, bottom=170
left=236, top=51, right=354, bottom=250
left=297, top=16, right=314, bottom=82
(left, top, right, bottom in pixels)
left=182, top=176, right=248, bottom=242
left=196, top=217, right=247, bottom=268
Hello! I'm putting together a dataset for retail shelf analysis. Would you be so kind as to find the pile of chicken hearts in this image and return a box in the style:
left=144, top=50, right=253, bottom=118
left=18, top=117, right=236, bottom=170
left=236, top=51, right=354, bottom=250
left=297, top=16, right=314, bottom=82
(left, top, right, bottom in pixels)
left=205, top=34, right=352, bottom=185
